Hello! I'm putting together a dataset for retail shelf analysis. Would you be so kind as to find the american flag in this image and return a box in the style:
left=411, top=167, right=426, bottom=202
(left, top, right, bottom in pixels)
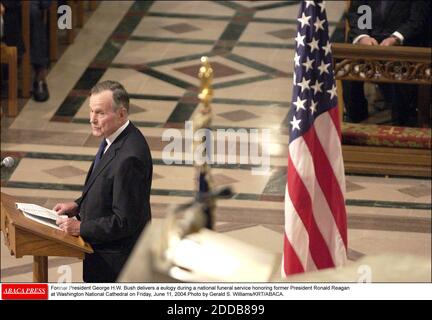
left=282, top=0, right=348, bottom=277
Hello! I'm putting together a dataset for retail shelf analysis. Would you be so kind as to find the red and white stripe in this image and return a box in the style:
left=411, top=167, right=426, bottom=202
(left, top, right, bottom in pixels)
left=282, top=107, right=348, bottom=277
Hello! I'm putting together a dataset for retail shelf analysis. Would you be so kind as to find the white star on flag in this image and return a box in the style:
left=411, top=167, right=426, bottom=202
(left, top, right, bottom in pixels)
left=323, top=41, right=331, bottom=56
left=309, top=100, right=318, bottom=114
left=327, top=84, right=338, bottom=99
left=294, top=52, right=301, bottom=67
left=293, top=96, right=307, bottom=111
left=307, top=37, right=320, bottom=53
left=318, top=60, right=330, bottom=75
left=314, top=17, right=325, bottom=31
left=318, top=1, right=325, bottom=12
left=290, top=115, right=301, bottom=131
left=305, top=1, right=316, bottom=8
left=295, top=32, right=305, bottom=47
left=297, top=77, right=310, bottom=93
left=310, top=80, right=323, bottom=94
left=302, top=56, right=314, bottom=72
left=297, top=13, right=311, bottom=28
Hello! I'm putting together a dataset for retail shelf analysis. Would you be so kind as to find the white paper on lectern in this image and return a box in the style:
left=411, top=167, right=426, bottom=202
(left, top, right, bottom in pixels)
left=16, top=202, right=63, bottom=230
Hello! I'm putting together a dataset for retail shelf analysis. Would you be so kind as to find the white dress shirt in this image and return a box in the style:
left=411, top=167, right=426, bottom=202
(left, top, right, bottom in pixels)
left=103, top=120, right=130, bottom=154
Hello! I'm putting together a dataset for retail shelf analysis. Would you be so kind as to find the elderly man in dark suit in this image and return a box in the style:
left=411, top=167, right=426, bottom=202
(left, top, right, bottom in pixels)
left=54, top=80, right=153, bottom=283
left=343, top=0, right=430, bottom=126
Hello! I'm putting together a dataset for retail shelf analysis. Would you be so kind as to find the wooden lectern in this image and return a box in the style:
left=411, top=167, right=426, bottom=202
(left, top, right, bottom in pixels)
left=0, top=192, right=93, bottom=282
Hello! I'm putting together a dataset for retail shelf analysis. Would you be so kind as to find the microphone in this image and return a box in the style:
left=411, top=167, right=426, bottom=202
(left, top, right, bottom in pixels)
left=1, top=157, right=15, bottom=168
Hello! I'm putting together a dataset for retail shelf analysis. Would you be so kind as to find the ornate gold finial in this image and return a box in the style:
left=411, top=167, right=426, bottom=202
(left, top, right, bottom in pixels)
left=197, top=56, right=214, bottom=114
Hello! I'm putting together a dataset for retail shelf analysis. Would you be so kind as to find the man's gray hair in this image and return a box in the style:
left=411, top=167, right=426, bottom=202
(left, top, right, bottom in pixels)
left=90, top=80, right=129, bottom=112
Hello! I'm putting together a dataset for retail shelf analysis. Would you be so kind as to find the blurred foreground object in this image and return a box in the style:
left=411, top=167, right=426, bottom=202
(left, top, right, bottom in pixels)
left=118, top=197, right=279, bottom=282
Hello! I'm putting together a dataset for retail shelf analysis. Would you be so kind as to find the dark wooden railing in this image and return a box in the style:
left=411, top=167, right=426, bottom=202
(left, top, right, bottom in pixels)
left=332, top=43, right=431, bottom=85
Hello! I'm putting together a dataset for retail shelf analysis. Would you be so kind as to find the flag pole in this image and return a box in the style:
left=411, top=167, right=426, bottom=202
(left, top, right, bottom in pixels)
left=192, top=56, right=215, bottom=230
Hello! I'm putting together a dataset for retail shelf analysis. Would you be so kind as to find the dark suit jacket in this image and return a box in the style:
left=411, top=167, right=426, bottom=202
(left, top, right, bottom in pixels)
left=76, top=122, right=152, bottom=282
left=347, top=1, right=430, bottom=46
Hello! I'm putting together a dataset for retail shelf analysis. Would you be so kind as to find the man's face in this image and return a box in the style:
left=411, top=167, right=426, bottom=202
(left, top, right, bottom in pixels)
left=89, top=90, right=125, bottom=138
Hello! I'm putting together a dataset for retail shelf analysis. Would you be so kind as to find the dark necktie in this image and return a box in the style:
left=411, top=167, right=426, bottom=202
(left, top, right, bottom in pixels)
left=92, top=139, right=108, bottom=174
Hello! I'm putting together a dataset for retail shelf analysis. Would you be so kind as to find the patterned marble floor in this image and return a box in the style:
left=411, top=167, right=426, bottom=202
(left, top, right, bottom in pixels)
left=1, top=1, right=430, bottom=283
